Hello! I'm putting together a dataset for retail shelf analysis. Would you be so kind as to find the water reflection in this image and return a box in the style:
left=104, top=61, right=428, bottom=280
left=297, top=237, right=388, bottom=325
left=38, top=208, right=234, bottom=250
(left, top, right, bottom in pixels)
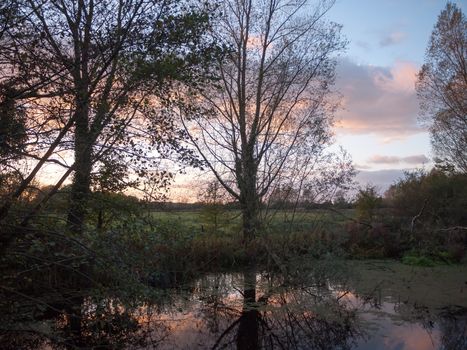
left=235, top=270, right=260, bottom=350
left=209, top=269, right=361, bottom=349
left=3, top=261, right=467, bottom=349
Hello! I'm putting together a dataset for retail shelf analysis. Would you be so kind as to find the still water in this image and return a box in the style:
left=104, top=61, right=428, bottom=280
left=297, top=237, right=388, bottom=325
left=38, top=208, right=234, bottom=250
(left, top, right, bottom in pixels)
left=16, top=260, right=467, bottom=349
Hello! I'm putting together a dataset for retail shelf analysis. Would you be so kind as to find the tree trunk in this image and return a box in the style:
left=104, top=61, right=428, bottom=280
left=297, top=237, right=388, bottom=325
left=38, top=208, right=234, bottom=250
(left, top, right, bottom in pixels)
left=237, top=269, right=259, bottom=350
left=67, top=140, right=92, bottom=234
left=240, top=179, right=259, bottom=240
left=241, top=198, right=259, bottom=242
left=240, top=156, right=260, bottom=242
left=67, top=93, right=92, bottom=234
left=96, top=207, right=103, bottom=231
left=65, top=296, right=84, bottom=348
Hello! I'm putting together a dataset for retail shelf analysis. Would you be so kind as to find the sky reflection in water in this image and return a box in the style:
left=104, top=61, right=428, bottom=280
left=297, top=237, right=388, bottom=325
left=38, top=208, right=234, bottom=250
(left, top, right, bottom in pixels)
left=131, top=261, right=467, bottom=350
left=32, top=260, right=467, bottom=350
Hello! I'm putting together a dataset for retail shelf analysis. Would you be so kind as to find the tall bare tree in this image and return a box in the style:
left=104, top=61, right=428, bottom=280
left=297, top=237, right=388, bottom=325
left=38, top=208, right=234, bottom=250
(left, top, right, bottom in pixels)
left=182, top=0, right=347, bottom=241
left=416, top=2, right=467, bottom=173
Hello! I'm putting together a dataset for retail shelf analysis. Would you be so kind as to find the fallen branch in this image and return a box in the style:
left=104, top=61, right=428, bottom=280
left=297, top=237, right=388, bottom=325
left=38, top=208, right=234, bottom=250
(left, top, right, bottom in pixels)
left=410, top=199, right=428, bottom=233
left=437, top=226, right=467, bottom=232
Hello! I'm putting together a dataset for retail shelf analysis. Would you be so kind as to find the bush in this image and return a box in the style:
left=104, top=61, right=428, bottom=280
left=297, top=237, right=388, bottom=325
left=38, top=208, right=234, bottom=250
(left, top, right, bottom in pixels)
left=402, top=254, right=437, bottom=267
left=385, top=169, right=467, bottom=228
left=355, top=185, right=382, bottom=222
left=343, top=222, right=407, bottom=259
left=401, top=244, right=466, bottom=267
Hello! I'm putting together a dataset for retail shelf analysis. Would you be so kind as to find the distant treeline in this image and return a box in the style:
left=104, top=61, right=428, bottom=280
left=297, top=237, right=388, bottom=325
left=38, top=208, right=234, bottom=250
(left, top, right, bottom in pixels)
left=142, top=199, right=354, bottom=211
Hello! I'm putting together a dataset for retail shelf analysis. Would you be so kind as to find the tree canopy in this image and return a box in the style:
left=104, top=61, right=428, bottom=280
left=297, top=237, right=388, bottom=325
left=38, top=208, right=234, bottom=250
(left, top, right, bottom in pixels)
left=416, top=2, right=467, bottom=173
left=0, top=0, right=222, bottom=232
left=182, top=0, right=352, bottom=240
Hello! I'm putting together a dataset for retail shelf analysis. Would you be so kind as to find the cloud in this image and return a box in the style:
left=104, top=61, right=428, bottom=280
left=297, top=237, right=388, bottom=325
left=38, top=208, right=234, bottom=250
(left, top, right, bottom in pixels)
left=355, top=40, right=371, bottom=51
left=355, top=169, right=407, bottom=192
left=368, top=155, right=401, bottom=164
left=402, top=154, right=430, bottom=164
left=354, top=163, right=372, bottom=170
left=334, top=58, right=423, bottom=138
left=368, top=154, right=430, bottom=165
left=379, top=31, right=406, bottom=47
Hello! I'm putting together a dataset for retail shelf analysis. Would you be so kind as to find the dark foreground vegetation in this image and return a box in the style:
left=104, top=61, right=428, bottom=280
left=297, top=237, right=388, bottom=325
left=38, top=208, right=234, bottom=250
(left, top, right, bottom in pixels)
left=1, top=0, right=466, bottom=349
left=2, top=167, right=467, bottom=348
left=4, top=168, right=467, bottom=275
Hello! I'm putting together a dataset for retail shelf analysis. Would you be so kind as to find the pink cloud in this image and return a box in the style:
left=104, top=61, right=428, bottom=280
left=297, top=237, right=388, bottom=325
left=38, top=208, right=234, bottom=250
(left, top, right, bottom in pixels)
left=374, top=61, right=418, bottom=93
left=334, top=58, right=423, bottom=138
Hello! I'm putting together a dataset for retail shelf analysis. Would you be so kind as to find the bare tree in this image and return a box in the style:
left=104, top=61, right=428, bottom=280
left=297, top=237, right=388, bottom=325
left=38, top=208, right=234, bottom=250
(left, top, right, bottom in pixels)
left=182, top=0, right=347, bottom=241
left=416, top=2, right=467, bottom=173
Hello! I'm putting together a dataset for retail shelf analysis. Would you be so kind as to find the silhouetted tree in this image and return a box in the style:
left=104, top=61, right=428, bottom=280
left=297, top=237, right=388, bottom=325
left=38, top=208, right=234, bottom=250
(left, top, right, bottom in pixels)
left=198, top=180, right=229, bottom=233
left=416, top=2, right=467, bottom=172
left=182, top=0, right=348, bottom=241
left=0, top=0, right=221, bottom=237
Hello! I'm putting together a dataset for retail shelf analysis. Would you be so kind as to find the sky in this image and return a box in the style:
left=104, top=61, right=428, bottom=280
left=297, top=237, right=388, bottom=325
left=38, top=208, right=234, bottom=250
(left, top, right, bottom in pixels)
left=38, top=0, right=467, bottom=200
left=168, top=0, right=467, bottom=200
left=326, top=0, right=467, bottom=191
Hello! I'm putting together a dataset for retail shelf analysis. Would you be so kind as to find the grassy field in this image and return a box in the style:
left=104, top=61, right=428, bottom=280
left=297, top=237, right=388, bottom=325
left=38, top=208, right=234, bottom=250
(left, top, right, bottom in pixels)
left=120, top=208, right=355, bottom=272
left=148, top=208, right=355, bottom=236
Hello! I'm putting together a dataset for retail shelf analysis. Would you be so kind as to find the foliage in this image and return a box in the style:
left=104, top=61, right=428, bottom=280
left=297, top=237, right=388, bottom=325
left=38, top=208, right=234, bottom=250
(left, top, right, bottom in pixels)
left=401, top=254, right=437, bottom=267
left=0, top=94, right=26, bottom=166
left=342, top=221, right=406, bottom=259
left=0, top=233, right=164, bottom=349
left=333, top=190, right=353, bottom=210
left=416, top=2, right=467, bottom=172
left=0, top=172, right=41, bottom=209
left=402, top=246, right=465, bottom=267
left=2, top=1, right=467, bottom=346
left=0, top=0, right=224, bottom=233
left=385, top=169, right=467, bottom=227
left=342, top=170, right=467, bottom=262
left=355, top=185, right=382, bottom=222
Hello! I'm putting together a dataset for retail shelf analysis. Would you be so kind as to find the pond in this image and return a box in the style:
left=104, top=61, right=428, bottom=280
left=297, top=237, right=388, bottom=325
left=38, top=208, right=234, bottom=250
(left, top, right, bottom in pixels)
left=6, top=260, right=467, bottom=349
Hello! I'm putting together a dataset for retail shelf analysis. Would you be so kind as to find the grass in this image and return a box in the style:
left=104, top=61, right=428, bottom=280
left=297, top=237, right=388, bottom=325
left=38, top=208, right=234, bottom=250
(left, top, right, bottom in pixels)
left=401, top=248, right=464, bottom=267
left=148, top=208, right=354, bottom=236
left=28, top=206, right=465, bottom=280
left=101, top=208, right=356, bottom=274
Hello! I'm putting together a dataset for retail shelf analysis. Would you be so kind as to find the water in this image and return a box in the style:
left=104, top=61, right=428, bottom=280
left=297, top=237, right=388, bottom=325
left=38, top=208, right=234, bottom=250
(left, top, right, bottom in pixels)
left=6, top=260, right=467, bottom=349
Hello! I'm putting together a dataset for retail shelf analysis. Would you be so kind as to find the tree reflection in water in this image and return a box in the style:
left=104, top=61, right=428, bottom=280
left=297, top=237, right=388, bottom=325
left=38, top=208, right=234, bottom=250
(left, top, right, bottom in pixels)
left=438, top=307, right=467, bottom=350
left=1, top=294, right=168, bottom=350
left=236, top=269, right=260, bottom=350
left=2, top=263, right=467, bottom=349
left=211, top=269, right=361, bottom=350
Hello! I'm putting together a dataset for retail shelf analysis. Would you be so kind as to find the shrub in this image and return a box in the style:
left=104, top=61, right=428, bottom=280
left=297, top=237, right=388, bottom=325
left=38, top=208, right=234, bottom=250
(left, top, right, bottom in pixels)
left=355, top=185, right=383, bottom=222
left=402, top=254, right=436, bottom=267
left=385, top=169, right=467, bottom=228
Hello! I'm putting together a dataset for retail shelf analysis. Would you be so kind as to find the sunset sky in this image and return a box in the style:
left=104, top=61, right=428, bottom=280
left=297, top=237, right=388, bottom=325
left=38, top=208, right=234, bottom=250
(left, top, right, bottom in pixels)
left=168, top=0, right=467, bottom=200
left=327, top=0, right=467, bottom=190
left=37, top=0, right=467, bottom=200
